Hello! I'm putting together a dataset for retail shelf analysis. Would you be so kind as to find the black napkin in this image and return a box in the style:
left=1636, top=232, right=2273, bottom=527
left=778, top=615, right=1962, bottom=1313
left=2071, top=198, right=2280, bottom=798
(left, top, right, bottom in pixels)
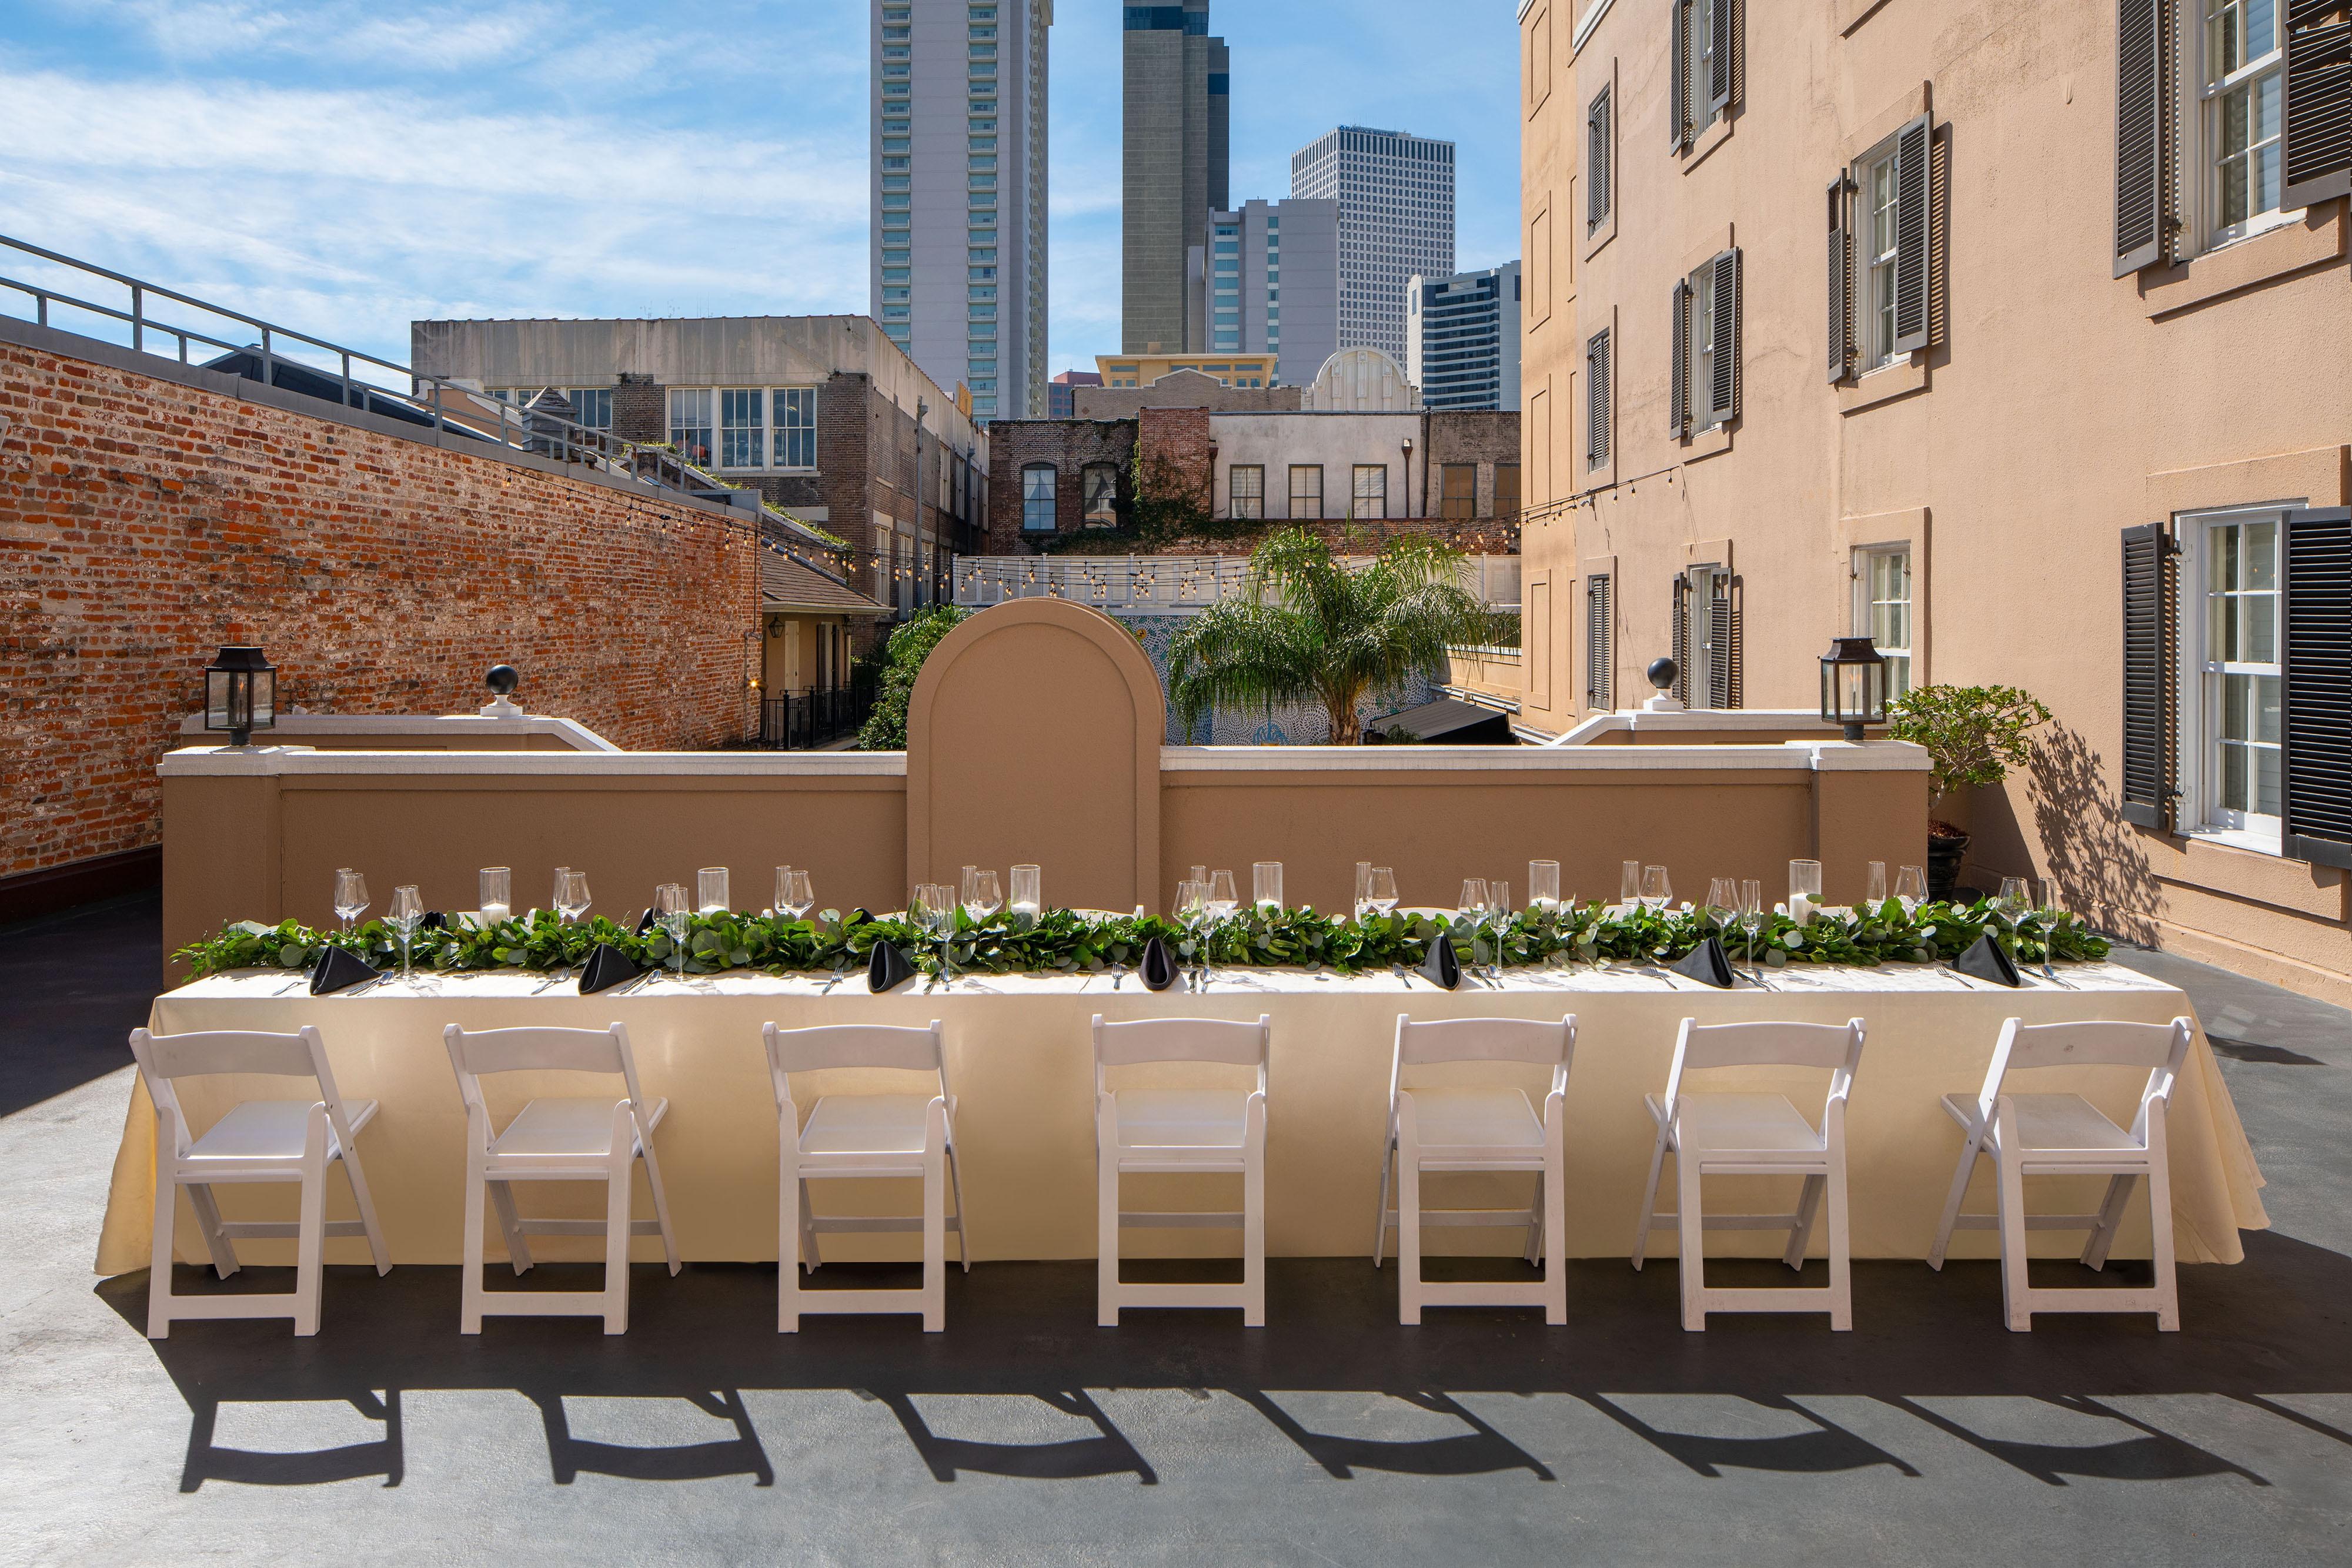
left=1953, top=932, right=2022, bottom=987
left=1139, top=935, right=1177, bottom=992
left=577, top=944, right=642, bottom=995
left=635, top=908, right=659, bottom=937
left=1416, top=931, right=1462, bottom=991
left=868, top=941, right=918, bottom=993
left=1670, top=936, right=1738, bottom=988
left=309, top=945, right=380, bottom=995
left=418, top=911, right=449, bottom=934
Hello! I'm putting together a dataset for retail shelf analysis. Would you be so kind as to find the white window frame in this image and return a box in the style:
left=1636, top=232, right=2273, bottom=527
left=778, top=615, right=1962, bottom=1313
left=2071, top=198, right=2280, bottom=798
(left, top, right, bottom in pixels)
left=2181, top=502, right=2291, bottom=848
left=667, top=387, right=713, bottom=469
left=1684, top=259, right=1719, bottom=432
left=1857, top=136, right=1903, bottom=373
left=718, top=388, right=765, bottom=470
left=1229, top=464, right=1264, bottom=520
left=773, top=387, right=817, bottom=470
left=1351, top=464, right=1388, bottom=520
left=2190, top=0, right=2293, bottom=255
left=1850, top=543, right=1914, bottom=697
left=1686, top=564, right=1730, bottom=710
left=1686, top=0, right=1721, bottom=139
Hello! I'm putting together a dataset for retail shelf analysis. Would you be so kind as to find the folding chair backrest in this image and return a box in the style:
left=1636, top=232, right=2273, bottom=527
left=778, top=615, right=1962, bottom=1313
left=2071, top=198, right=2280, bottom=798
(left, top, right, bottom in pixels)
left=130, top=1025, right=345, bottom=1158
left=1396, top=1015, right=1575, bottom=1066
left=1093, top=1014, right=1269, bottom=1068
left=1974, top=1015, right=2195, bottom=1124
left=1664, top=1017, right=1865, bottom=1115
left=443, top=1023, right=641, bottom=1118
left=761, top=1021, right=945, bottom=1111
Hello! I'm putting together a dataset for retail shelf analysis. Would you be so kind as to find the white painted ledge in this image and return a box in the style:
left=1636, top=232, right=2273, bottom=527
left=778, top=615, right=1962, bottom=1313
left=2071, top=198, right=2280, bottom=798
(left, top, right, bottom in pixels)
left=1548, top=708, right=1842, bottom=745
left=175, top=713, right=623, bottom=753
left=1161, top=740, right=1925, bottom=774
left=158, top=746, right=908, bottom=779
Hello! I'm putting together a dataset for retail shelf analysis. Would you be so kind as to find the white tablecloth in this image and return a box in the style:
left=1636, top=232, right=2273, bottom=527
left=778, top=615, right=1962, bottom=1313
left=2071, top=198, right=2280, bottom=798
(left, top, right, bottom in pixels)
left=98, top=962, right=2268, bottom=1272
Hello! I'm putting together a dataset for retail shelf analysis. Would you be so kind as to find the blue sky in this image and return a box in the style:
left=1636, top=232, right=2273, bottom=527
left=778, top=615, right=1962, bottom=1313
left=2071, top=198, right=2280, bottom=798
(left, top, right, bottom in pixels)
left=0, top=1, right=1521, bottom=379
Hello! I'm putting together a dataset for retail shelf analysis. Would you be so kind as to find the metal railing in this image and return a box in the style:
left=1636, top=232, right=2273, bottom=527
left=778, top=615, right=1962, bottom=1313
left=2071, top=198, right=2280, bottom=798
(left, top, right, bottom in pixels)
left=953, top=553, right=1522, bottom=614
left=758, top=686, right=877, bottom=751
left=0, top=233, right=720, bottom=502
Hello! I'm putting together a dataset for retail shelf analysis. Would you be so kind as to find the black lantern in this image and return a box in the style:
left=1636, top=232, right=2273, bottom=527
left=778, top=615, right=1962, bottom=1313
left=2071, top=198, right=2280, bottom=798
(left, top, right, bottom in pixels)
left=1818, top=636, right=1889, bottom=742
left=203, top=646, right=276, bottom=747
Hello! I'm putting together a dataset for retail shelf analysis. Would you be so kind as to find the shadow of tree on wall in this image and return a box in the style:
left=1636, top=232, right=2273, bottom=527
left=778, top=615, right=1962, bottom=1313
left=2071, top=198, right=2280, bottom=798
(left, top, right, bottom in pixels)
left=2027, top=722, right=2161, bottom=944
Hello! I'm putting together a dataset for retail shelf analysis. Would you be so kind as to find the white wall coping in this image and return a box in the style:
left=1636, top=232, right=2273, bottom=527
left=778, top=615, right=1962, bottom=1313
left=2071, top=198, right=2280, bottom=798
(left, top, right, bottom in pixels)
left=158, top=746, right=909, bottom=780
left=174, top=713, right=623, bottom=753
left=1548, top=708, right=1859, bottom=745
left=1162, top=740, right=1926, bottom=774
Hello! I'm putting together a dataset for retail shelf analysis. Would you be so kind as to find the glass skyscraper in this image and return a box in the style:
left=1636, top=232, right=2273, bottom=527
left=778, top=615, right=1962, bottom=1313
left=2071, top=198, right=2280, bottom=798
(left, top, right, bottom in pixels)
left=1291, top=126, right=1455, bottom=367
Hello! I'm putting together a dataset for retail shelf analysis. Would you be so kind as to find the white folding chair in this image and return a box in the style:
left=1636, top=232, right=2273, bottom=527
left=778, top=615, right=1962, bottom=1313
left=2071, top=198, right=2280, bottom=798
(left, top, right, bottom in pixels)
left=1372, top=1015, right=1573, bottom=1325
left=130, top=1025, right=390, bottom=1339
left=1094, top=1013, right=1269, bottom=1327
left=1632, top=1017, right=1866, bottom=1332
left=443, top=1022, right=680, bottom=1335
left=1927, top=1015, right=2194, bottom=1332
left=763, top=1019, right=968, bottom=1333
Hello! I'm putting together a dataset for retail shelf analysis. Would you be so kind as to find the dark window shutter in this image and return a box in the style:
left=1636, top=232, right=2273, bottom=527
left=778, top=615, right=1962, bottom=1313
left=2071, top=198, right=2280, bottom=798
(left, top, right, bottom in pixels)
left=1708, top=0, right=1735, bottom=117
left=2284, top=0, right=2352, bottom=209
left=1668, top=279, right=1690, bottom=437
left=1710, top=248, right=1740, bottom=423
left=1587, top=330, right=1612, bottom=468
left=1586, top=574, right=1614, bottom=708
left=1892, top=114, right=1933, bottom=353
left=2114, top=0, right=2176, bottom=275
left=1672, top=574, right=1691, bottom=704
left=1827, top=177, right=1852, bottom=382
left=1708, top=580, right=1735, bottom=709
left=2120, top=521, right=2177, bottom=828
left=2283, top=507, right=2352, bottom=868
left=1588, top=88, right=1613, bottom=229
left=1669, top=0, right=1690, bottom=150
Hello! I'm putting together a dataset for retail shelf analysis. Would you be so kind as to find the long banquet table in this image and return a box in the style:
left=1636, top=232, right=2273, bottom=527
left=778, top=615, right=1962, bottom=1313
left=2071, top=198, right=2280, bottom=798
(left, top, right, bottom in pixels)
left=97, top=962, right=2268, bottom=1275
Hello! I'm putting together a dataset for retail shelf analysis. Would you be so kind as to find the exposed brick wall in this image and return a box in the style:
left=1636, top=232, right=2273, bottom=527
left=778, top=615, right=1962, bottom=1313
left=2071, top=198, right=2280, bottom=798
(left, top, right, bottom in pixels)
left=984, top=419, right=1138, bottom=553
left=612, top=372, right=663, bottom=443
left=1426, top=410, right=1522, bottom=523
left=0, top=331, right=760, bottom=883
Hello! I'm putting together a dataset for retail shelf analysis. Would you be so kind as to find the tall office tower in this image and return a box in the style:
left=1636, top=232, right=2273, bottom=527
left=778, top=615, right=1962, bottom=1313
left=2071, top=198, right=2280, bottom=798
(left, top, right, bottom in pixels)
left=1290, top=126, right=1455, bottom=366
left=1405, top=262, right=1522, bottom=410
left=1184, top=198, right=1338, bottom=386
left=872, top=0, right=1052, bottom=423
left=1122, top=0, right=1228, bottom=355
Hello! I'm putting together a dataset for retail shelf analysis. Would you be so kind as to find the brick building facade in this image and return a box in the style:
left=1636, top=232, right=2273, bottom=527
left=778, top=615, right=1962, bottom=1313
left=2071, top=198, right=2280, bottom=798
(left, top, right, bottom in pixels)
left=0, top=322, right=761, bottom=894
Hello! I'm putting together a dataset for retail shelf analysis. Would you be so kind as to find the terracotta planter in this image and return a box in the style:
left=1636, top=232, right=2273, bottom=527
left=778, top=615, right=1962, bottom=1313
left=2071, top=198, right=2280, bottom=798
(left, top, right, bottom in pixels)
left=1926, top=831, right=1970, bottom=901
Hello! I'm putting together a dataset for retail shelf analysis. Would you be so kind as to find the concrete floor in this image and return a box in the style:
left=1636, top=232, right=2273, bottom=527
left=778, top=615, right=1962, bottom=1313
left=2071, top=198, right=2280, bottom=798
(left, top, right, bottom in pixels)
left=4, top=891, right=2350, bottom=1565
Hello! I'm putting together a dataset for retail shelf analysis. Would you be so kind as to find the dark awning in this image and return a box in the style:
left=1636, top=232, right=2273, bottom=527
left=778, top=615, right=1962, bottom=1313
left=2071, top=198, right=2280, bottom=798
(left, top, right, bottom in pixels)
left=1367, top=698, right=1515, bottom=744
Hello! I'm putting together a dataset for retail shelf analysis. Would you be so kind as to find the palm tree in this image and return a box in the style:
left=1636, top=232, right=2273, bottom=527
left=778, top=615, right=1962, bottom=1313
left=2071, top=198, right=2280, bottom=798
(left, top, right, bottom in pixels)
left=1166, top=529, right=1498, bottom=745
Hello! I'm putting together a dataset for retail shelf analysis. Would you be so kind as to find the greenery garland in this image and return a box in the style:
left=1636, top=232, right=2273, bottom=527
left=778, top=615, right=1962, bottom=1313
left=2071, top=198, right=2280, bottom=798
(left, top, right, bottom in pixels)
left=175, top=898, right=2110, bottom=982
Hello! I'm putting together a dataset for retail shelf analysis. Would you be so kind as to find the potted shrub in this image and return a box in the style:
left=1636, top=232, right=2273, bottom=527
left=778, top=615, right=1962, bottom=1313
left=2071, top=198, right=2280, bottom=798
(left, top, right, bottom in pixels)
left=1884, top=684, right=2053, bottom=899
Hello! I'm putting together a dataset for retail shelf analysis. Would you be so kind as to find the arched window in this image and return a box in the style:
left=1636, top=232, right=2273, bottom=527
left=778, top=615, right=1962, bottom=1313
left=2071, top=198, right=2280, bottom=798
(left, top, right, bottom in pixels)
left=1022, top=466, right=1057, bottom=531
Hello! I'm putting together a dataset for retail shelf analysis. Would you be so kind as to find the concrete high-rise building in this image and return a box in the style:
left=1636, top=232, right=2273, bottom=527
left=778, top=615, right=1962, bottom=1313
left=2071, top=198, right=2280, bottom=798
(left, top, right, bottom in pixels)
left=871, top=0, right=1051, bottom=423
left=1122, top=0, right=1228, bottom=355
left=1406, top=262, right=1521, bottom=410
left=1182, top=198, right=1338, bottom=388
left=1291, top=126, right=1455, bottom=365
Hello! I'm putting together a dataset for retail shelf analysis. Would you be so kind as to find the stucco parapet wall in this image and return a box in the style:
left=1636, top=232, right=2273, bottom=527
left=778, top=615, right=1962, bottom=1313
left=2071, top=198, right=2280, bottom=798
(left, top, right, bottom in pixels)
left=1161, top=741, right=1926, bottom=774
left=173, top=714, right=623, bottom=752
left=1548, top=709, right=1865, bottom=745
left=156, top=747, right=908, bottom=780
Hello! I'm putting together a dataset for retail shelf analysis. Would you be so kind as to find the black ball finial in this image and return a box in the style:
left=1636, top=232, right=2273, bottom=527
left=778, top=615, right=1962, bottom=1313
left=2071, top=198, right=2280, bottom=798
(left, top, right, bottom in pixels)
left=1646, top=657, right=1678, bottom=692
left=485, top=664, right=520, bottom=696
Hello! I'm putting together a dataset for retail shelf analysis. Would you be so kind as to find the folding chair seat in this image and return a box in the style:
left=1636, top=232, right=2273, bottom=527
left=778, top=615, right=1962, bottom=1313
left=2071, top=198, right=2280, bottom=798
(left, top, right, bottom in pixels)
left=443, top=1022, right=680, bottom=1335
left=1094, top=1014, right=1269, bottom=1327
left=1927, top=1016, right=2194, bottom=1332
left=763, top=1020, right=968, bottom=1332
left=1372, top=1015, right=1574, bottom=1325
left=131, top=1024, right=391, bottom=1338
left=1632, top=1017, right=1867, bottom=1331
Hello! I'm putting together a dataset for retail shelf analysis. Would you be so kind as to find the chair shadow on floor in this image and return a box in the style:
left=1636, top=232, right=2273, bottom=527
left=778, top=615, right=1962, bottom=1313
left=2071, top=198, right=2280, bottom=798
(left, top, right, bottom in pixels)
left=180, top=1389, right=402, bottom=1493
left=1886, top=1393, right=2269, bottom=1487
left=1587, top=1392, right=1918, bottom=1479
left=530, top=1387, right=774, bottom=1486
left=1234, top=1389, right=1554, bottom=1480
left=874, top=1388, right=1157, bottom=1483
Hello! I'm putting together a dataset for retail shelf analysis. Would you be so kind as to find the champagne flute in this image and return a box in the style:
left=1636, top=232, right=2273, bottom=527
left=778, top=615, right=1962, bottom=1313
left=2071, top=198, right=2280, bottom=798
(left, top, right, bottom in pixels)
left=1354, top=861, right=1374, bottom=922
left=333, top=868, right=369, bottom=935
left=773, top=864, right=794, bottom=918
left=1458, top=878, right=1489, bottom=976
left=388, top=885, right=424, bottom=985
left=1866, top=860, right=1888, bottom=909
left=656, top=882, right=691, bottom=986
left=1895, top=865, right=1928, bottom=918
left=1490, top=881, right=1512, bottom=979
left=1175, top=878, right=1208, bottom=987
left=1205, top=870, right=1239, bottom=987
left=1621, top=860, right=1642, bottom=912
left=1737, top=878, right=1764, bottom=982
left=2040, top=880, right=2069, bottom=979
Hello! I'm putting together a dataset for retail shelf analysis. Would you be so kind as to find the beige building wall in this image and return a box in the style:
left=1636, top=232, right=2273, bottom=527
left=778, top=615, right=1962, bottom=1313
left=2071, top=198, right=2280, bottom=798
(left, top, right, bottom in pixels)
left=1519, top=0, right=2352, bottom=1003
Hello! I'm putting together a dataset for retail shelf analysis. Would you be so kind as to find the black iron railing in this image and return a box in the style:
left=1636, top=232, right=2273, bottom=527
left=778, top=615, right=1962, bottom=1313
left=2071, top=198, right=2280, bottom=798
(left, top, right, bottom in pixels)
left=759, top=684, right=877, bottom=750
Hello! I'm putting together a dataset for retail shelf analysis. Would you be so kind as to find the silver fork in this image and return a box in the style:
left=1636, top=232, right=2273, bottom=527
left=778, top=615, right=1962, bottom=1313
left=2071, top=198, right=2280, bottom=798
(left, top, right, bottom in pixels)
left=821, top=961, right=847, bottom=994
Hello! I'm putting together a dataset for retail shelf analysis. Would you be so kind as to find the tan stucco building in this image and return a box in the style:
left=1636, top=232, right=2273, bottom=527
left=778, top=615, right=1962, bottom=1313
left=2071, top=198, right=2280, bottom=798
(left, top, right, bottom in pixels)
left=1516, top=0, right=2352, bottom=1002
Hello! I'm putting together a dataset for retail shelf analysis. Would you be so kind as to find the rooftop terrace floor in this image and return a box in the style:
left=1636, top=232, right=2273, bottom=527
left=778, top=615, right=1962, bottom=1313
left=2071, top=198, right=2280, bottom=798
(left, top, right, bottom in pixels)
left=4, top=891, right=2348, bottom=1564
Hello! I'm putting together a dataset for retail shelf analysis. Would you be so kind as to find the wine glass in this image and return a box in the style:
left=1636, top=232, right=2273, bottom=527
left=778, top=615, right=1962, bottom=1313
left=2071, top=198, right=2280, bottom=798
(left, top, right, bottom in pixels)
left=387, top=885, right=424, bottom=984
left=1641, top=865, right=1672, bottom=913
left=478, top=866, right=512, bottom=924
left=1707, top=877, right=1739, bottom=932
left=1621, top=860, right=1642, bottom=911
left=1895, top=865, right=1928, bottom=918
left=780, top=870, right=816, bottom=923
left=1997, top=876, right=2031, bottom=925
left=965, top=868, right=1003, bottom=923
left=333, top=868, right=369, bottom=934
left=1737, top=878, right=1765, bottom=981
left=1368, top=867, right=1399, bottom=917
left=1457, top=878, right=1489, bottom=971
left=556, top=870, right=592, bottom=924
left=655, top=882, right=691, bottom=985
left=1866, top=860, right=1888, bottom=908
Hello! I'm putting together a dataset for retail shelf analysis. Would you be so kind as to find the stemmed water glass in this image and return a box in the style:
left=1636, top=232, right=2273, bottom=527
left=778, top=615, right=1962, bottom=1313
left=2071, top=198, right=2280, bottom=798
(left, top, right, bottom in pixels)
left=1737, top=878, right=1765, bottom=982
left=1640, top=865, right=1673, bottom=914
left=1996, top=876, right=2033, bottom=959
left=914, top=883, right=957, bottom=989
left=1895, top=865, right=1928, bottom=918
left=387, top=885, right=424, bottom=985
left=1367, top=867, right=1398, bottom=918
left=334, top=869, right=369, bottom=935
left=2039, top=880, right=2069, bottom=979
left=964, top=868, right=1003, bottom=931
left=777, top=869, right=815, bottom=923
left=1175, top=877, right=1208, bottom=988
left=1458, top=878, right=1490, bottom=978
left=655, top=883, right=691, bottom=987
left=1204, top=870, right=1239, bottom=987
left=1488, top=882, right=1512, bottom=979
left=1707, top=877, right=1739, bottom=937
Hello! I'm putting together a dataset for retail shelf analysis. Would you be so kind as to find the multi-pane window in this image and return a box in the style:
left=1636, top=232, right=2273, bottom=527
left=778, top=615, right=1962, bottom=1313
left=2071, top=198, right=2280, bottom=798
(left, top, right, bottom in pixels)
left=567, top=388, right=612, bottom=431
left=1083, top=464, right=1118, bottom=526
left=719, top=389, right=764, bottom=469
left=1686, top=0, right=1720, bottom=137
left=1021, top=465, right=1056, bottom=531
left=2200, top=512, right=2283, bottom=831
left=1230, top=465, right=1264, bottom=520
left=2203, top=0, right=2284, bottom=245
left=1686, top=260, right=1718, bottom=427
left=773, top=387, right=816, bottom=469
left=667, top=388, right=713, bottom=467
left=1289, top=464, right=1324, bottom=520
left=1863, top=147, right=1902, bottom=370
left=1853, top=545, right=1913, bottom=696
left=1440, top=464, right=1476, bottom=520
left=1494, top=463, right=1521, bottom=520
left=1351, top=464, right=1387, bottom=520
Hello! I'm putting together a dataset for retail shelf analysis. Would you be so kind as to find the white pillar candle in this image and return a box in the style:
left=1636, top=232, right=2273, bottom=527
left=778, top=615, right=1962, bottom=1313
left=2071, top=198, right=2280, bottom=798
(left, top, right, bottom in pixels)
left=478, top=902, right=511, bottom=923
